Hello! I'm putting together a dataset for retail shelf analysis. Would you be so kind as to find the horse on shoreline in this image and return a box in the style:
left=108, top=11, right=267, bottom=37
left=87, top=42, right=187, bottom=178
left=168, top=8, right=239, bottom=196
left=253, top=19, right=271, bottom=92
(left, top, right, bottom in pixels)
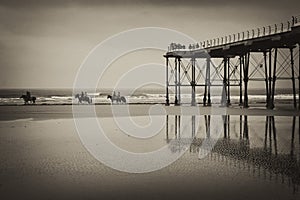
left=107, top=95, right=126, bottom=104
left=75, top=94, right=92, bottom=104
left=20, top=95, right=36, bottom=104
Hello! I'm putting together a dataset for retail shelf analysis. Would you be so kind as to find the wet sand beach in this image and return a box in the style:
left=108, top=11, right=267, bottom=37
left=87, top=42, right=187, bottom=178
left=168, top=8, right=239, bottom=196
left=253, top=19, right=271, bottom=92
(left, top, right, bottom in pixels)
left=0, top=105, right=299, bottom=200
left=0, top=104, right=299, bottom=121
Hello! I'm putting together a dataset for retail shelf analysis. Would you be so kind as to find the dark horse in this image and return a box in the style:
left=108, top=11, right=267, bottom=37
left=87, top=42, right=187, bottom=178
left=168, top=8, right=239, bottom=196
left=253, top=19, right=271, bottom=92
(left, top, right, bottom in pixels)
left=107, top=95, right=126, bottom=104
left=20, top=95, right=36, bottom=104
left=75, top=94, right=92, bottom=104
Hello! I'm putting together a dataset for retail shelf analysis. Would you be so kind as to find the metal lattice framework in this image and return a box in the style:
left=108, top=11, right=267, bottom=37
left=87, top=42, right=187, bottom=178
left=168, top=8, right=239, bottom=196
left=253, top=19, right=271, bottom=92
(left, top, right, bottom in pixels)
left=164, top=15, right=300, bottom=109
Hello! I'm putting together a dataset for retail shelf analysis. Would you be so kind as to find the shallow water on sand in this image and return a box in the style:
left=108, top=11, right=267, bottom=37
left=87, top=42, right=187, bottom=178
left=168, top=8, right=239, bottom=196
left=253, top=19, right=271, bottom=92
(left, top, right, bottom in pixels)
left=0, top=115, right=299, bottom=199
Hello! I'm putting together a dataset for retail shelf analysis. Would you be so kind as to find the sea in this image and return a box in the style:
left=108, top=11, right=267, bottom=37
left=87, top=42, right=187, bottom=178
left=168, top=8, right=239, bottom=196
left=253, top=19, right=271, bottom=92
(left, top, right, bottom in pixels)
left=0, top=88, right=297, bottom=106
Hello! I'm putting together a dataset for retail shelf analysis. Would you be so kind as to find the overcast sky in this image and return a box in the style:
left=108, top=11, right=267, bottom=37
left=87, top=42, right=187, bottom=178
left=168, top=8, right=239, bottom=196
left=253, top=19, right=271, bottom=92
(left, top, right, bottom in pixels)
left=0, top=0, right=299, bottom=88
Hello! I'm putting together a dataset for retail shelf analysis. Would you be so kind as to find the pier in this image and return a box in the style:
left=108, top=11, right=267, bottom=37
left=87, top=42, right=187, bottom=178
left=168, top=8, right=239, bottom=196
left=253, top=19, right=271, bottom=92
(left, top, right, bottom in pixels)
left=164, top=15, right=300, bottom=109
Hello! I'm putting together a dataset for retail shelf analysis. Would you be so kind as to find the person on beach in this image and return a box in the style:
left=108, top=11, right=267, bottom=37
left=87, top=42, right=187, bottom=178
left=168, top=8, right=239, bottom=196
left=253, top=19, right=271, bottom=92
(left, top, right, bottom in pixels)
left=117, top=91, right=120, bottom=99
left=81, top=91, right=84, bottom=98
left=113, top=91, right=116, bottom=98
left=26, top=91, right=31, bottom=99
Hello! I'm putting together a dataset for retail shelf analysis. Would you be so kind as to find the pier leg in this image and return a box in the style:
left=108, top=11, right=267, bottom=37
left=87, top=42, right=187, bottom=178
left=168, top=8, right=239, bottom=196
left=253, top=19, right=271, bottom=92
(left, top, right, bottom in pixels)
left=191, top=58, right=196, bottom=106
left=175, top=58, right=178, bottom=105
left=243, top=53, right=250, bottom=108
left=178, top=58, right=181, bottom=105
left=290, top=48, right=297, bottom=108
left=299, top=47, right=300, bottom=110
left=271, top=48, right=277, bottom=109
left=264, top=51, right=269, bottom=108
left=221, top=58, right=228, bottom=106
left=204, top=57, right=211, bottom=106
left=227, top=58, right=231, bottom=105
left=165, top=57, right=170, bottom=106
left=207, top=58, right=211, bottom=106
left=268, top=49, right=272, bottom=109
left=203, top=68, right=207, bottom=107
left=239, top=56, right=243, bottom=106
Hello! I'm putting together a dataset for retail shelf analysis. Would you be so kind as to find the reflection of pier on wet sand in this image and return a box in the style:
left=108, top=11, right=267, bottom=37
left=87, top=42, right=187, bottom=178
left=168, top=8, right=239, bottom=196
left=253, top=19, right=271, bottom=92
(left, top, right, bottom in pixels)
left=166, top=115, right=300, bottom=193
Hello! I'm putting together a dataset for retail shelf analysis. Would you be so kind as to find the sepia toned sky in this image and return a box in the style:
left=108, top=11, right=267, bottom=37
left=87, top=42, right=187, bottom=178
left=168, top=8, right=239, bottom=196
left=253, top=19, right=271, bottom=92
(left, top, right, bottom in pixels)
left=0, top=0, right=299, bottom=88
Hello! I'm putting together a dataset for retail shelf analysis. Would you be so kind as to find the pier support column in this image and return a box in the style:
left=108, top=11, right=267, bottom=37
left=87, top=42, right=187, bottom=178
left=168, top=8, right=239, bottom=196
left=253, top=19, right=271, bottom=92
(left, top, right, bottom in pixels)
left=271, top=48, right=278, bottom=109
left=207, top=58, right=211, bottom=106
left=175, top=58, right=178, bottom=105
left=227, top=58, right=231, bottom=105
left=191, top=58, right=196, bottom=106
left=165, top=57, right=170, bottom=106
left=204, top=57, right=211, bottom=106
left=243, top=53, right=250, bottom=108
left=263, top=51, right=269, bottom=108
left=268, top=49, right=272, bottom=109
left=239, top=56, right=243, bottom=106
left=290, top=48, right=297, bottom=108
left=221, top=57, right=228, bottom=106
left=178, top=58, right=181, bottom=105
left=299, top=46, right=300, bottom=110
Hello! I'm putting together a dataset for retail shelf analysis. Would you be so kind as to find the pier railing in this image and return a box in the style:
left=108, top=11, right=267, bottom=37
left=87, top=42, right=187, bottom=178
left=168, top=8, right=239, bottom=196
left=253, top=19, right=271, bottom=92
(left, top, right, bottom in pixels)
left=168, top=15, right=300, bottom=51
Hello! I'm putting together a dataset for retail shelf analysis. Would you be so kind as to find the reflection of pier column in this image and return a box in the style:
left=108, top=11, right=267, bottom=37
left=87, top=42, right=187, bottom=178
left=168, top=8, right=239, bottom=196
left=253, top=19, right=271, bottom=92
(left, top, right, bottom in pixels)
left=166, top=115, right=169, bottom=142
left=192, top=115, right=195, bottom=138
left=175, top=115, right=177, bottom=139
left=205, top=115, right=211, bottom=138
left=223, top=115, right=228, bottom=138
left=290, top=116, right=296, bottom=157
left=239, top=115, right=243, bottom=139
left=243, top=116, right=249, bottom=140
left=165, top=57, right=170, bottom=106
left=271, top=117, right=277, bottom=156
left=178, top=115, right=181, bottom=139
left=264, top=116, right=278, bottom=155
left=264, top=116, right=268, bottom=150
